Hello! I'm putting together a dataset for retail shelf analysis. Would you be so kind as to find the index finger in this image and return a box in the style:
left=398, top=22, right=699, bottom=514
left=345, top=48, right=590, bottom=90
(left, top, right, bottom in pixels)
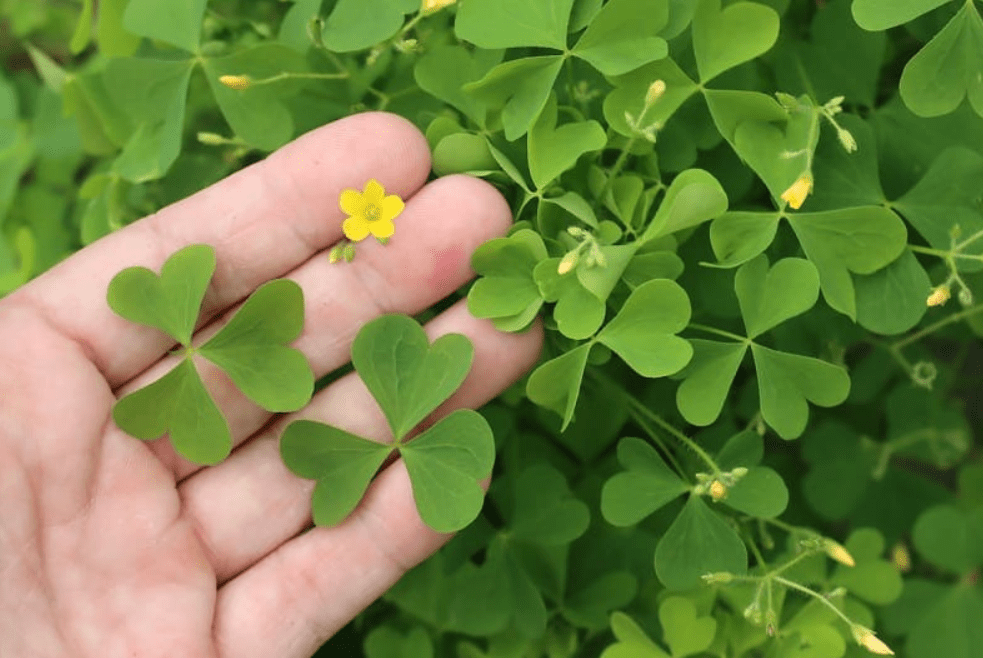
left=7, top=112, right=431, bottom=388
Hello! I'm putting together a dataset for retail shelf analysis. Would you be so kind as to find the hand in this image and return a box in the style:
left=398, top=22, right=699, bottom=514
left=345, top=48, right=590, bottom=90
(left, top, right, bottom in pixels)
left=0, top=113, right=542, bottom=658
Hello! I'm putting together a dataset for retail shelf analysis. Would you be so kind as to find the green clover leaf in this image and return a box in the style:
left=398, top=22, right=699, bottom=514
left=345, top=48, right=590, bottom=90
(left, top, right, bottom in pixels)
left=468, top=229, right=548, bottom=332
left=569, top=0, right=669, bottom=76
left=352, top=314, right=474, bottom=441
left=692, top=0, right=780, bottom=83
left=603, top=57, right=700, bottom=140
left=197, top=279, right=314, bottom=412
left=319, top=0, right=418, bottom=53
left=912, top=505, right=983, bottom=575
left=676, top=256, right=849, bottom=438
left=528, top=94, right=607, bottom=190
left=123, top=0, right=207, bottom=53
left=113, top=359, right=230, bottom=465
left=596, top=279, right=693, bottom=378
left=830, top=528, right=904, bottom=605
left=461, top=0, right=670, bottom=139
left=601, top=437, right=690, bottom=527
left=660, top=596, right=718, bottom=658
left=107, top=243, right=214, bottom=346
left=109, top=244, right=314, bottom=464
left=414, top=45, right=502, bottom=128
left=852, top=0, right=951, bottom=31
left=281, top=315, right=495, bottom=533
left=602, top=612, right=671, bottom=658
left=655, top=494, right=748, bottom=590
left=899, top=2, right=983, bottom=118
left=894, top=147, right=983, bottom=272
left=641, top=169, right=729, bottom=244
left=735, top=254, right=820, bottom=339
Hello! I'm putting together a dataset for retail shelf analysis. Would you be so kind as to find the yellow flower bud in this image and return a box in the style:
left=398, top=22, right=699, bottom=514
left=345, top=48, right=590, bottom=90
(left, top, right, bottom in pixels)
left=219, top=74, right=252, bottom=90
left=891, top=543, right=911, bottom=572
left=927, top=285, right=951, bottom=307
left=781, top=174, right=813, bottom=210
left=709, top=480, right=727, bottom=501
left=645, top=79, right=667, bottom=107
left=421, top=0, right=456, bottom=13
left=558, top=251, right=580, bottom=275
left=823, top=539, right=856, bottom=567
left=852, top=626, right=894, bottom=656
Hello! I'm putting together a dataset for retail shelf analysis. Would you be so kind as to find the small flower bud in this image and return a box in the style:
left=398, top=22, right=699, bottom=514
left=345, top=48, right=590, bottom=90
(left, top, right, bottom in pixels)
left=781, top=174, right=813, bottom=210
left=709, top=480, right=727, bottom=501
left=837, top=127, right=858, bottom=153
left=892, top=543, right=911, bottom=572
left=566, top=226, right=589, bottom=239
left=852, top=626, right=894, bottom=655
left=558, top=251, right=580, bottom=275
left=743, top=601, right=762, bottom=624
left=197, top=132, right=228, bottom=146
left=343, top=244, right=356, bottom=262
left=645, top=79, right=666, bottom=107
left=823, top=539, right=856, bottom=567
left=219, top=74, right=252, bottom=90
left=421, top=0, right=456, bottom=13
left=959, top=286, right=973, bottom=306
left=927, top=285, right=951, bottom=307
left=702, top=572, right=734, bottom=584
left=328, top=246, right=343, bottom=264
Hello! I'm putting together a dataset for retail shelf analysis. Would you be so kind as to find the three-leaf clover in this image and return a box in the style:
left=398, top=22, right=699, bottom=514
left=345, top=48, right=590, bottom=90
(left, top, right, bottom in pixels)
left=457, top=0, right=670, bottom=139
left=280, top=314, right=495, bottom=533
left=676, top=255, right=850, bottom=439
left=108, top=244, right=314, bottom=464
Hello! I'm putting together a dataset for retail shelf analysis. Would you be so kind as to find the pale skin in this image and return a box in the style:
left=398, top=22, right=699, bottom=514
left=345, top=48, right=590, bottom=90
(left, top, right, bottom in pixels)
left=0, top=113, right=543, bottom=657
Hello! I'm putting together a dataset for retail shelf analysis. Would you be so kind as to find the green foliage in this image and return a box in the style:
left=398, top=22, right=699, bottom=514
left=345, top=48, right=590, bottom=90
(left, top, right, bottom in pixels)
left=108, top=245, right=313, bottom=463
left=8, top=0, right=983, bottom=655
left=281, top=315, right=494, bottom=533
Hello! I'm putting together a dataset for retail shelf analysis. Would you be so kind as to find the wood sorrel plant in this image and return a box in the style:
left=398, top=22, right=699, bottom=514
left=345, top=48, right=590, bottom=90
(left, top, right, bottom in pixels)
left=5, top=0, right=983, bottom=656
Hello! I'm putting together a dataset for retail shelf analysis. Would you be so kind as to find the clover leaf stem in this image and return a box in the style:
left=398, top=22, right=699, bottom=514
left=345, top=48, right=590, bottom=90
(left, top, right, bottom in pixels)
left=771, top=576, right=854, bottom=627
left=624, top=393, right=721, bottom=477
left=598, top=136, right=637, bottom=210
left=688, top=323, right=748, bottom=343
left=892, top=302, right=983, bottom=350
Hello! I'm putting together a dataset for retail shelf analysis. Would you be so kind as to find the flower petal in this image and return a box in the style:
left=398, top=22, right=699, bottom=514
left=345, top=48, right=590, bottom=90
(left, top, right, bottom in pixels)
left=369, top=218, right=395, bottom=239
left=379, top=194, right=405, bottom=222
left=363, top=179, right=385, bottom=204
left=343, top=215, right=371, bottom=242
left=339, top=189, right=366, bottom=216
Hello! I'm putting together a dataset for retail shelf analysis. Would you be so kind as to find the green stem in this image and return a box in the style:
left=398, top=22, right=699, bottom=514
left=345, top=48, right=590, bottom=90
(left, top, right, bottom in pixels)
left=772, top=576, right=853, bottom=627
left=626, top=396, right=720, bottom=476
left=598, top=137, right=636, bottom=207
left=687, top=323, right=749, bottom=343
left=892, top=303, right=983, bottom=349
left=250, top=70, right=348, bottom=87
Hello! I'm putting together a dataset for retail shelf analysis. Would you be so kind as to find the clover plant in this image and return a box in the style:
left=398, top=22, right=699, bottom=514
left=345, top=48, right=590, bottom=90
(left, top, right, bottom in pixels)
left=6, top=0, right=983, bottom=657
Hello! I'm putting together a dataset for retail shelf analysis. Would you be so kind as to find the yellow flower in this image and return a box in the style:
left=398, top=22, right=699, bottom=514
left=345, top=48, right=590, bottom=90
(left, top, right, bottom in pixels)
left=339, top=179, right=405, bottom=242
left=421, top=0, right=456, bottom=14
left=219, top=74, right=252, bottom=90
left=852, top=626, right=894, bottom=655
left=709, top=480, right=727, bottom=501
left=926, top=285, right=951, bottom=307
left=781, top=174, right=813, bottom=210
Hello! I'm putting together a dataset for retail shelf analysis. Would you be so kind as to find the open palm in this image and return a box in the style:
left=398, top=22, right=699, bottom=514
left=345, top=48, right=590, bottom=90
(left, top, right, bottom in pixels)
left=0, top=113, right=541, bottom=657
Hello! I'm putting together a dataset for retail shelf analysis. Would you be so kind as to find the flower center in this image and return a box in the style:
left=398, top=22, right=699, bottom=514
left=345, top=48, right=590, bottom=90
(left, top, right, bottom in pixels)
left=364, top=203, right=382, bottom=221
